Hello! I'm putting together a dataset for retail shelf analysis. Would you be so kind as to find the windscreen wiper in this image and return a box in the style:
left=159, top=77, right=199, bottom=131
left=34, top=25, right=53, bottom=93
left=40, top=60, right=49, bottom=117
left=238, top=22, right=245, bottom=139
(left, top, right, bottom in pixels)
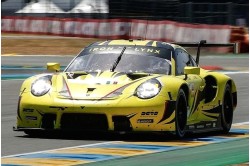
left=110, top=46, right=126, bottom=72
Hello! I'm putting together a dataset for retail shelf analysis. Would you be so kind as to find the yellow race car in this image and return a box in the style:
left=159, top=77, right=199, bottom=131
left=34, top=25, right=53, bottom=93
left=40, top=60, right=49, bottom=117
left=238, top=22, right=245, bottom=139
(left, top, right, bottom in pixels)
left=14, top=39, right=237, bottom=138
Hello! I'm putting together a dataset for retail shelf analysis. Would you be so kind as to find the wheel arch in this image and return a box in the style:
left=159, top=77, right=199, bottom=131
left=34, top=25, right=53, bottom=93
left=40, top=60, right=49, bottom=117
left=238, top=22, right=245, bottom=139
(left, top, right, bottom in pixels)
left=180, top=84, right=189, bottom=104
left=203, top=72, right=237, bottom=109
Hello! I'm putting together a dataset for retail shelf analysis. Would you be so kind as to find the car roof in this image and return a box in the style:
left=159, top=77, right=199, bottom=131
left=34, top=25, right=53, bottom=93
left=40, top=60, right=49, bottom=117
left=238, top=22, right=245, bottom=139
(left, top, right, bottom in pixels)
left=89, top=39, right=186, bottom=51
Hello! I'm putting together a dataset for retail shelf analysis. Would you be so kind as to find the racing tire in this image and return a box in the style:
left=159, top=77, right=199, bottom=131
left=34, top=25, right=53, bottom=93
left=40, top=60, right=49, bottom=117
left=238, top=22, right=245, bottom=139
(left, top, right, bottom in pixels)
left=221, top=84, right=233, bottom=134
left=175, top=89, right=187, bottom=138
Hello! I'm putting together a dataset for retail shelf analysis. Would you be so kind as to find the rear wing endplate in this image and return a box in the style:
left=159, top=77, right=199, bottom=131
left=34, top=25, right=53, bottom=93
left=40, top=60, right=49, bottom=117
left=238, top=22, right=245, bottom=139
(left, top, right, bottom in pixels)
left=172, top=40, right=238, bottom=65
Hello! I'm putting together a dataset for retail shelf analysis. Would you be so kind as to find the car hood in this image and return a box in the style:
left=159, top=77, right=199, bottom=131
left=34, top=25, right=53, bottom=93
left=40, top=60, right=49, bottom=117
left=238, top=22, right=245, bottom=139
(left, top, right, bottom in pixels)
left=53, top=71, right=157, bottom=100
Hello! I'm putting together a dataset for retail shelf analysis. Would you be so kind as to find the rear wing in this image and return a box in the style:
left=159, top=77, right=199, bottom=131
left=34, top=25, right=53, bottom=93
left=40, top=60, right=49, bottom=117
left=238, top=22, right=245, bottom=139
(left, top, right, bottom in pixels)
left=172, top=40, right=238, bottom=65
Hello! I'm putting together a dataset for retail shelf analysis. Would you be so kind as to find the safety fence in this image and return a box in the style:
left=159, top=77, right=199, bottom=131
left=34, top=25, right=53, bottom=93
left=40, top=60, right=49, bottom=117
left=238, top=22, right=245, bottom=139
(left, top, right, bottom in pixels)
left=2, top=1, right=248, bottom=26
left=2, top=16, right=248, bottom=53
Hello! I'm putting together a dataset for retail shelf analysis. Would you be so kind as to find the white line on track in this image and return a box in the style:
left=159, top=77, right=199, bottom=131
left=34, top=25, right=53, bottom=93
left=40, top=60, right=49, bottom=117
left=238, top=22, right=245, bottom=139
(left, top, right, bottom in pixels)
left=1, top=54, right=74, bottom=57
left=1, top=79, right=25, bottom=81
left=220, top=71, right=249, bottom=74
left=2, top=121, right=249, bottom=158
left=1, top=141, right=122, bottom=158
left=232, top=122, right=249, bottom=126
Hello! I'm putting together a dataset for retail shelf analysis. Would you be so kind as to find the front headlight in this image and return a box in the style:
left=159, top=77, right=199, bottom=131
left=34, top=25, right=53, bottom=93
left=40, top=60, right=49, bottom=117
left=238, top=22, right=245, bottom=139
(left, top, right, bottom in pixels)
left=31, top=76, right=52, bottom=96
left=136, top=79, right=162, bottom=99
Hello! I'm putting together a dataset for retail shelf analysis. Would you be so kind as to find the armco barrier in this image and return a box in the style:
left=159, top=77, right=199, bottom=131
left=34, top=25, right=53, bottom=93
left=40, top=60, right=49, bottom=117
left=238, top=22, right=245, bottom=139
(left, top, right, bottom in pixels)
left=2, top=16, right=248, bottom=53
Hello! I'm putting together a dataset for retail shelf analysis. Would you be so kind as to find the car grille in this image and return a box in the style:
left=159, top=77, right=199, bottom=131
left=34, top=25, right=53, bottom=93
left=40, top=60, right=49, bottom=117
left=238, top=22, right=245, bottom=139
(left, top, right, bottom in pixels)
left=60, top=113, right=108, bottom=131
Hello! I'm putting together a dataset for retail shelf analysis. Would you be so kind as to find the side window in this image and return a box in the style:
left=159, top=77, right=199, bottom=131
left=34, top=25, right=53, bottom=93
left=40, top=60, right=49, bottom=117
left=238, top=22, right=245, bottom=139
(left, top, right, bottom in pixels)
left=175, top=48, right=192, bottom=75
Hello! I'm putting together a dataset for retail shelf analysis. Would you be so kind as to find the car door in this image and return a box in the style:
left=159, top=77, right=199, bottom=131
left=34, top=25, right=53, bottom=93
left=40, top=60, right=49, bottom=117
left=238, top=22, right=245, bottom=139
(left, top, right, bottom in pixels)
left=175, top=48, right=205, bottom=123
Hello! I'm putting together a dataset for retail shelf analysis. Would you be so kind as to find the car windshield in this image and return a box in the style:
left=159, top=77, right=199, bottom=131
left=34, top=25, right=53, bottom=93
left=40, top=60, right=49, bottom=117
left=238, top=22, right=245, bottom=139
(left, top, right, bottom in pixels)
left=65, top=45, right=172, bottom=75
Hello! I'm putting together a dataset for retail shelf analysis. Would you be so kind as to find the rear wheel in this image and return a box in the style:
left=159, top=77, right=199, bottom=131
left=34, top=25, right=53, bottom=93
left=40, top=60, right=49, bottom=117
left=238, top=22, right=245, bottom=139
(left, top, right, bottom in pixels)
left=221, top=84, right=233, bottom=133
left=175, top=89, right=187, bottom=138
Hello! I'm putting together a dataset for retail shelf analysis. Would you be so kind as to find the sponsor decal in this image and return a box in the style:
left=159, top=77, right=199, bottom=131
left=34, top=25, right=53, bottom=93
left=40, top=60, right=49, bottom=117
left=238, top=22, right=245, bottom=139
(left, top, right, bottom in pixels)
left=67, top=72, right=74, bottom=78
left=23, top=108, right=34, bottom=113
left=89, top=47, right=115, bottom=52
left=205, top=123, right=213, bottom=128
left=88, top=46, right=161, bottom=54
left=197, top=124, right=205, bottom=129
left=188, top=125, right=195, bottom=129
left=137, top=119, right=154, bottom=123
left=134, top=47, right=160, bottom=54
left=188, top=122, right=217, bottom=130
left=25, top=116, right=37, bottom=120
left=141, top=111, right=158, bottom=116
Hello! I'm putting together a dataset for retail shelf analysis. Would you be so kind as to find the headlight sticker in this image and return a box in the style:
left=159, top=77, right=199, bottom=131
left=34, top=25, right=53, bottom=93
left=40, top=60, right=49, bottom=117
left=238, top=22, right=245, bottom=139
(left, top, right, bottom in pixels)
left=136, top=78, right=162, bottom=99
left=31, top=75, right=52, bottom=96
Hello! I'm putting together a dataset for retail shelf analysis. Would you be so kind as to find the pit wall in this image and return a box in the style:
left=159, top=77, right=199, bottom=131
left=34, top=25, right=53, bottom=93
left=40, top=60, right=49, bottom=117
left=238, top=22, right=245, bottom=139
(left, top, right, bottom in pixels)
left=2, top=16, right=248, bottom=53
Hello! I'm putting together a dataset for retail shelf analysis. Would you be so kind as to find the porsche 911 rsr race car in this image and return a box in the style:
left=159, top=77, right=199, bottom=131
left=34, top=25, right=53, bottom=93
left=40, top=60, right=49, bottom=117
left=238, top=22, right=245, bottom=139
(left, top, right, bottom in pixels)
left=14, top=39, right=237, bottom=138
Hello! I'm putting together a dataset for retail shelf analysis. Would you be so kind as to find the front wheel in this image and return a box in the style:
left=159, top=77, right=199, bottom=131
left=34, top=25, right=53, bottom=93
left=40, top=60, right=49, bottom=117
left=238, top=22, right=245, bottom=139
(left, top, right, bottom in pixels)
left=175, top=89, right=187, bottom=138
left=221, top=84, right=233, bottom=133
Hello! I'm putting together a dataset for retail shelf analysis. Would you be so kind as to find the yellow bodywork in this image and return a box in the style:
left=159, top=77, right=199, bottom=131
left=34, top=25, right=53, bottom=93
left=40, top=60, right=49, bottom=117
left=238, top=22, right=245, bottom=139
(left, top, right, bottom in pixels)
left=17, top=72, right=176, bottom=132
left=16, top=39, right=237, bottom=134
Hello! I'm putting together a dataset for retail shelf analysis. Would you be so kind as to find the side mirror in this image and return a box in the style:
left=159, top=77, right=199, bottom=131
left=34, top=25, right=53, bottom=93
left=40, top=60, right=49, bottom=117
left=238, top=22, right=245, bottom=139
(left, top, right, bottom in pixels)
left=47, top=63, right=60, bottom=72
left=184, top=66, right=200, bottom=75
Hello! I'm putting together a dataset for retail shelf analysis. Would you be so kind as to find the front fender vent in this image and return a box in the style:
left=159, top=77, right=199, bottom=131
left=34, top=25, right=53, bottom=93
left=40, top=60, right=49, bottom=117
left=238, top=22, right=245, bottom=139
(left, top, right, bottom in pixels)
left=204, top=76, right=217, bottom=103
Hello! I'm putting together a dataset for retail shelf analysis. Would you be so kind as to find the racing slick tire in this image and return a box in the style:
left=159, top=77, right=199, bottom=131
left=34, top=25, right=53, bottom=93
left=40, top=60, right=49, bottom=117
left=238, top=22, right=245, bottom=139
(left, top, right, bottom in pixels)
left=221, top=84, right=233, bottom=133
left=175, top=89, right=187, bottom=138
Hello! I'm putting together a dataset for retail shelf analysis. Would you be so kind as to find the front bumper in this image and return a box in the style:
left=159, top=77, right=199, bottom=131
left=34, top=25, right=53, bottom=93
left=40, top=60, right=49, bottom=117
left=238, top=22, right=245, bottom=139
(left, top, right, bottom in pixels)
left=16, top=93, right=176, bottom=133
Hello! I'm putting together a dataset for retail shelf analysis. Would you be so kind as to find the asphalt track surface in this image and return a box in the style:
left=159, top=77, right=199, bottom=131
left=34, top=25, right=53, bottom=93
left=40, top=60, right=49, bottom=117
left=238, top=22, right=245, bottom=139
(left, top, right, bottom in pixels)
left=1, top=55, right=249, bottom=165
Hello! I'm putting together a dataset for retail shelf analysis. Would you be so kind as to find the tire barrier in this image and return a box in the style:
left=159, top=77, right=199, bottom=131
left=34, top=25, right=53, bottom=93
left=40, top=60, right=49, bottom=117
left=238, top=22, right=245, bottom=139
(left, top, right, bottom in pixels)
left=2, top=16, right=248, bottom=53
